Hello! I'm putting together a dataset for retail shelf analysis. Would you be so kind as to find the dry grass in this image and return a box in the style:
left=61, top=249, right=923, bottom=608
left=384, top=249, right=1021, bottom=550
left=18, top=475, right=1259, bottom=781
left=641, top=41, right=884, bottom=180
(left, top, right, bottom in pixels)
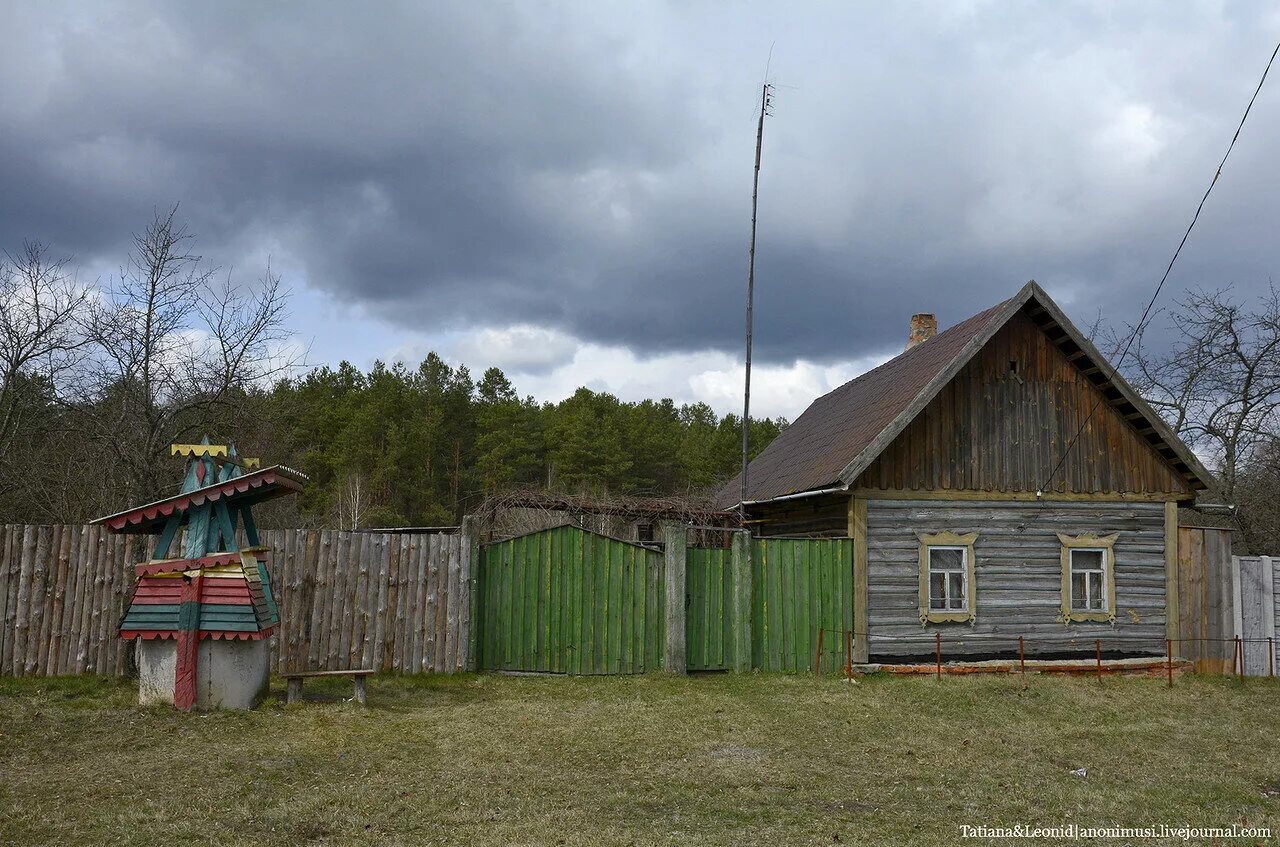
left=2, top=671, right=1279, bottom=845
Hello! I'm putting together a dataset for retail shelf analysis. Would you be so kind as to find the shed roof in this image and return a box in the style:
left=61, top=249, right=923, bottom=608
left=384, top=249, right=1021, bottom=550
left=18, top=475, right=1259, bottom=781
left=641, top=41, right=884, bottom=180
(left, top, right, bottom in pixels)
left=716, top=281, right=1216, bottom=507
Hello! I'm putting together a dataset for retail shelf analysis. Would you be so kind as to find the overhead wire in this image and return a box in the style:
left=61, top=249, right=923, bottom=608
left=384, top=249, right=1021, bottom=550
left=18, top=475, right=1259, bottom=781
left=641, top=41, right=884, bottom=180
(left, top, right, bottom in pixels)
left=1039, top=39, right=1280, bottom=493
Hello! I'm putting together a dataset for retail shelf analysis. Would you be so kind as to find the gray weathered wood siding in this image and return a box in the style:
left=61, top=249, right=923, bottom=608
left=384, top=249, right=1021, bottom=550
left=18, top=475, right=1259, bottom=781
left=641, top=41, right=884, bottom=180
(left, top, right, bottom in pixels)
left=854, top=310, right=1194, bottom=497
left=865, top=499, right=1167, bottom=659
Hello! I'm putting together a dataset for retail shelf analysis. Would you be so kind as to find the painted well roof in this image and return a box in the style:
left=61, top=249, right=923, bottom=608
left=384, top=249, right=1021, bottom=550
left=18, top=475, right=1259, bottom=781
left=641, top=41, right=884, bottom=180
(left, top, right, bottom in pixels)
left=716, top=281, right=1215, bottom=507
left=92, top=465, right=307, bottom=534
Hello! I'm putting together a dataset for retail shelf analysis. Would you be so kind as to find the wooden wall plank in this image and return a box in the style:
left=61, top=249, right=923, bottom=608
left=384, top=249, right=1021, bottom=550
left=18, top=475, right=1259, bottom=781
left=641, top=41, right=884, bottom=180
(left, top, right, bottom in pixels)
left=12, top=526, right=35, bottom=675
left=371, top=534, right=392, bottom=671
left=447, top=532, right=463, bottom=672
left=0, top=527, right=16, bottom=671
left=866, top=499, right=1167, bottom=659
left=854, top=311, right=1193, bottom=497
left=308, top=531, right=333, bottom=670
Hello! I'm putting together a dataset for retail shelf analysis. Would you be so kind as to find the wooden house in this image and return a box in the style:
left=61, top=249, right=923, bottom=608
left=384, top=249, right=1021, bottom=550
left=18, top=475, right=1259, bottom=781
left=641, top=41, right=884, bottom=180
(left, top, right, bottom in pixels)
left=716, top=281, right=1217, bottom=662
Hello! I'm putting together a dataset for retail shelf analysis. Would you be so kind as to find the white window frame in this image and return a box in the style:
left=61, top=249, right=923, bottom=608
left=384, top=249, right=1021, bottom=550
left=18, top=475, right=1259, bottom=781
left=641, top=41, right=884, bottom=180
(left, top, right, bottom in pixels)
left=1057, top=533, right=1118, bottom=624
left=928, top=546, right=970, bottom=613
left=917, top=531, right=978, bottom=624
left=1069, top=547, right=1109, bottom=614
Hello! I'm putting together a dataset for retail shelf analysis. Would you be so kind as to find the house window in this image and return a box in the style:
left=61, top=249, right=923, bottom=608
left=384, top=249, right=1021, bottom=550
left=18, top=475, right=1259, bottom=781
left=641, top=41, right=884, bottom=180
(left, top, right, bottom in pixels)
left=1057, top=533, right=1118, bottom=623
left=636, top=522, right=655, bottom=544
left=917, top=531, right=978, bottom=624
left=1069, top=549, right=1107, bottom=612
left=928, top=547, right=968, bottom=612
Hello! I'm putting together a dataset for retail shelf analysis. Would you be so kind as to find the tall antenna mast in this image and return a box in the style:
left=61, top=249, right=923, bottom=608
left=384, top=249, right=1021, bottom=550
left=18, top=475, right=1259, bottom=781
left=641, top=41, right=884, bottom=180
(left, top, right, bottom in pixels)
left=741, top=82, right=773, bottom=508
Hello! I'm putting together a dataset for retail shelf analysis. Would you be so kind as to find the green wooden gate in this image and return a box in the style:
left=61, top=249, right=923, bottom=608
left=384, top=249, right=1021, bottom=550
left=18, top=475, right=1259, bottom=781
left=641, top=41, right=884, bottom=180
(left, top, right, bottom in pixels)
left=477, top=525, right=665, bottom=674
left=752, top=538, right=852, bottom=673
left=686, top=546, right=734, bottom=671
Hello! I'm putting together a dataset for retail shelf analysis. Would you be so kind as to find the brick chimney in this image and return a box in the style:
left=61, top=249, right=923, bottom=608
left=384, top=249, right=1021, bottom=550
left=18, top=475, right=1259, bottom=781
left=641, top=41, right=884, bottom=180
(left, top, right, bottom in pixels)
left=906, top=313, right=937, bottom=350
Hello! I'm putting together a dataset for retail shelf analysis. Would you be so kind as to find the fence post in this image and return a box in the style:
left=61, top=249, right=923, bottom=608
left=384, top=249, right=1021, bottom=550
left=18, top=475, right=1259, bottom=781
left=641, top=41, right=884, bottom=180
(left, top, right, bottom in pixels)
left=845, top=630, right=853, bottom=679
left=1019, top=635, right=1026, bottom=689
left=461, top=516, right=480, bottom=672
left=730, top=530, right=753, bottom=673
left=663, top=522, right=687, bottom=674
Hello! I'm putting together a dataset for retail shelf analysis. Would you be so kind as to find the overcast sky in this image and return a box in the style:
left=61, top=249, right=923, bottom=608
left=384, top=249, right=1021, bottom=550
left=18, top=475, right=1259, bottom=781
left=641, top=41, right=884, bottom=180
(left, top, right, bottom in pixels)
left=5, top=2, right=1280, bottom=419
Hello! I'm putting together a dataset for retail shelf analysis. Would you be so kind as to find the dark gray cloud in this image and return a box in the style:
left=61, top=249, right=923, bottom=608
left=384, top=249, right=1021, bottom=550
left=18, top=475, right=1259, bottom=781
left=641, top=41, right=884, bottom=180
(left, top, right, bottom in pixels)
left=3, top=1, right=1279, bottom=368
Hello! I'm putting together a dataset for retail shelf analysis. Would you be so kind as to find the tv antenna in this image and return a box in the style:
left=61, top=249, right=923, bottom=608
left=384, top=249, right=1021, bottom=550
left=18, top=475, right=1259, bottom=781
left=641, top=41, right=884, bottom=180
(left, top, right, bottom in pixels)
left=741, top=82, right=774, bottom=508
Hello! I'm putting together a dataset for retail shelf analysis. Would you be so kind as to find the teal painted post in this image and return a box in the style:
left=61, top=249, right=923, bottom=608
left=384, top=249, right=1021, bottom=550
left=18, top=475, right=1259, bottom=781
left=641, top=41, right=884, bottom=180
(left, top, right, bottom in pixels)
left=731, top=530, right=753, bottom=672
left=663, top=523, right=687, bottom=674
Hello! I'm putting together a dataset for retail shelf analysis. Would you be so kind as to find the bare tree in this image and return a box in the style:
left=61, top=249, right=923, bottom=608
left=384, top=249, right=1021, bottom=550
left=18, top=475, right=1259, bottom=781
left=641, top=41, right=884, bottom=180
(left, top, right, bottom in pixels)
left=334, top=471, right=371, bottom=531
left=1234, top=438, right=1280, bottom=553
left=82, top=206, right=299, bottom=503
left=0, top=241, right=89, bottom=476
left=1120, top=285, right=1280, bottom=500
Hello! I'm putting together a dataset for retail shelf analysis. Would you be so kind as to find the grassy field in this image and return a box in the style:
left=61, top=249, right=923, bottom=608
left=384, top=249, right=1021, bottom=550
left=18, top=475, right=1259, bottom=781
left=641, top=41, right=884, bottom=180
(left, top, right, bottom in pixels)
left=2, top=672, right=1278, bottom=846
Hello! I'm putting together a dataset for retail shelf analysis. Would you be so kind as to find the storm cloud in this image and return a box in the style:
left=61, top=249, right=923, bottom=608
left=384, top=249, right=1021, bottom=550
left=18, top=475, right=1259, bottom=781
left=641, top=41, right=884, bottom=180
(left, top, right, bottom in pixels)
left=3, top=1, right=1280, bottom=415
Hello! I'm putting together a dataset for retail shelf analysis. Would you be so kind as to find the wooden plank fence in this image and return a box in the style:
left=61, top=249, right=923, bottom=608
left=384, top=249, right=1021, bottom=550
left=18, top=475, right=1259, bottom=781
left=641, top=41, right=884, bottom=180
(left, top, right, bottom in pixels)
left=0, top=524, right=472, bottom=677
left=752, top=537, right=853, bottom=673
left=477, top=526, right=665, bottom=674
left=1176, top=526, right=1235, bottom=673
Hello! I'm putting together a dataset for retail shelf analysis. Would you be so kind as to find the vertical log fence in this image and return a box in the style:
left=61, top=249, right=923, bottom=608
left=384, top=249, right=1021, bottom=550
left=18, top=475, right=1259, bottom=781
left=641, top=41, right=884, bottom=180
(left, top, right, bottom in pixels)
left=0, top=523, right=475, bottom=677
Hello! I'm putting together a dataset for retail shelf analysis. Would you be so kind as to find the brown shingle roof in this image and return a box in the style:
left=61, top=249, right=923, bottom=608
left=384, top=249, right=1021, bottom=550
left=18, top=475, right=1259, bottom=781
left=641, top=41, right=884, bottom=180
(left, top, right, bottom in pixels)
left=715, top=298, right=1012, bottom=506
left=714, top=281, right=1216, bottom=508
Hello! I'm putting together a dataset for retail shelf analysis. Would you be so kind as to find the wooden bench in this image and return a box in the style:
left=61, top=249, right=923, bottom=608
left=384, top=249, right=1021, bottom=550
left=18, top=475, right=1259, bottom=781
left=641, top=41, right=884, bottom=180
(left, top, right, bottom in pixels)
left=282, top=669, right=375, bottom=705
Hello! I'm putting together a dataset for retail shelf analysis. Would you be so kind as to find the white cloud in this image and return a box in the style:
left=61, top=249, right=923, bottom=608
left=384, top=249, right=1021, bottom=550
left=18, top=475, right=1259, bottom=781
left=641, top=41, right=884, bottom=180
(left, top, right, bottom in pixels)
left=452, top=324, right=579, bottom=374
left=1094, top=103, right=1167, bottom=169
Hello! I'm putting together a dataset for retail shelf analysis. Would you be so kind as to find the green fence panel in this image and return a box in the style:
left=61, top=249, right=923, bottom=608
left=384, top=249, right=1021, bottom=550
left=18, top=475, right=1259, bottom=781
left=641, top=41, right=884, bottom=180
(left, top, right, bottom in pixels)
left=478, top=526, right=664, bottom=674
left=752, top=538, right=852, bottom=672
left=687, top=546, right=734, bottom=671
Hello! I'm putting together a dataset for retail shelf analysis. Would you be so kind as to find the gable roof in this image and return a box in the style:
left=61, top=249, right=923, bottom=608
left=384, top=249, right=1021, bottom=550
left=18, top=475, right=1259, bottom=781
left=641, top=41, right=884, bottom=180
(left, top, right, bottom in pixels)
left=716, top=281, right=1215, bottom=507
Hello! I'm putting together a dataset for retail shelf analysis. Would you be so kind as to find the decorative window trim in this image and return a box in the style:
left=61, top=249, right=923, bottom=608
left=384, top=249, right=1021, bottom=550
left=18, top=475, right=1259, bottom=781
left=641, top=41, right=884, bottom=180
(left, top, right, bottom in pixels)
left=917, top=531, right=978, bottom=624
left=1057, top=533, right=1118, bottom=624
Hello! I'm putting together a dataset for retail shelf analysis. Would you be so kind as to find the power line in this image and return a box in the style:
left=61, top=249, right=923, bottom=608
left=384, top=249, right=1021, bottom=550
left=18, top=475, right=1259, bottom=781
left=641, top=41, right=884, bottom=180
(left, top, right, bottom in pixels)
left=1039, top=39, right=1280, bottom=494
